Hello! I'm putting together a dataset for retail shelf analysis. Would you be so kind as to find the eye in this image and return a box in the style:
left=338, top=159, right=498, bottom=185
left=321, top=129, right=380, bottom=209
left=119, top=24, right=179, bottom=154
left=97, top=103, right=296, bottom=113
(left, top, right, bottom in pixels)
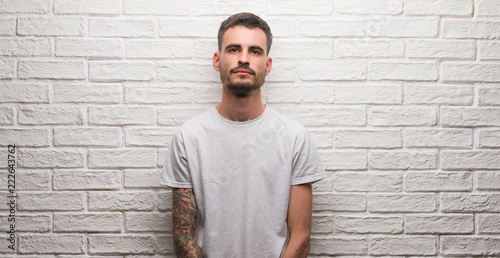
left=251, top=50, right=261, bottom=55
left=229, top=48, right=238, bottom=53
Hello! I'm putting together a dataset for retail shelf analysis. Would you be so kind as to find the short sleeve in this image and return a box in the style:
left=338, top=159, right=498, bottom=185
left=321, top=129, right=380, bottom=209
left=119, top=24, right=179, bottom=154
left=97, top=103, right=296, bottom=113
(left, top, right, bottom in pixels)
left=291, top=130, right=327, bottom=185
left=160, top=132, right=193, bottom=188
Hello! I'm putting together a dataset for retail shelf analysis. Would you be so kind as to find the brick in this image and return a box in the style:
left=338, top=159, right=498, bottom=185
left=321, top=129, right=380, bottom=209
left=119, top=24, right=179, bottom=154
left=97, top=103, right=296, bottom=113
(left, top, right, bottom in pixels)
left=1, top=82, right=50, bottom=103
left=478, top=171, right=500, bottom=190
left=0, top=18, right=16, bottom=35
left=442, top=62, right=500, bottom=82
left=479, top=214, right=500, bottom=233
left=19, top=105, right=83, bottom=125
left=124, top=169, right=162, bottom=188
left=404, top=0, right=472, bottom=15
left=18, top=60, right=86, bottom=80
left=194, top=39, right=217, bottom=59
left=18, top=192, right=85, bottom=211
left=89, top=61, right=155, bottom=82
left=266, top=85, right=334, bottom=104
left=370, top=151, right=437, bottom=170
left=55, top=0, right=121, bottom=14
left=156, top=234, right=174, bottom=254
left=193, top=0, right=262, bottom=16
left=0, top=106, right=14, bottom=125
left=479, top=129, right=500, bottom=148
left=19, top=234, right=84, bottom=254
left=54, top=170, right=121, bottom=190
left=0, top=60, right=14, bottom=79
left=0, top=0, right=50, bottom=13
left=160, top=19, right=219, bottom=38
left=319, top=151, right=367, bottom=170
left=479, top=41, right=500, bottom=60
left=88, top=234, right=155, bottom=254
left=54, top=213, right=122, bottom=232
left=441, top=236, right=500, bottom=255
left=89, top=18, right=155, bottom=38
left=406, top=171, right=472, bottom=192
left=18, top=16, right=84, bottom=36
left=405, top=84, right=473, bottom=105
left=56, top=38, right=123, bottom=58
left=272, top=39, right=334, bottom=60
left=336, top=84, right=402, bottom=104
left=0, top=170, right=50, bottom=190
left=268, top=0, right=333, bottom=15
left=157, top=191, right=172, bottom=211
left=300, top=20, right=366, bottom=37
left=124, top=0, right=190, bottom=15
left=335, top=39, right=404, bottom=58
left=54, top=127, right=121, bottom=147
left=309, top=130, right=334, bottom=149
left=479, top=85, right=500, bottom=105
left=266, top=63, right=296, bottom=83
left=298, top=61, right=366, bottom=81
left=442, top=150, right=500, bottom=170
left=335, top=130, right=401, bottom=148
left=19, top=149, right=84, bottom=168
left=336, top=216, right=403, bottom=234
left=126, top=40, right=193, bottom=59
left=310, top=237, right=368, bottom=255
left=299, top=107, right=366, bottom=126
left=441, top=193, right=500, bottom=212
left=406, top=214, right=473, bottom=234
left=312, top=215, right=334, bottom=234
left=55, top=83, right=122, bottom=104
left=194, top=84, right=222, bottom=104
left=0, top=38, right=51, bottom=56
left=158, top=107, right=207, bottom=126
left=89, top=149, right=157, bottom=169
left=0, top=215, right=50, bottom=232
left=335, top=172, right=402, bottom=192
left=369, top=18, right=439, bottom=37
left=88, top=106, right=155, bottom=125
left=442, top=107, right=500, bottom=126
left=407, top=39, right=475, bottom=59
left=370, top=106, right=437, bottom=126
left=125, top=84, right=192, bottom=104
left=126, top=212, right=171, bottom=232
left=0, top=129, right=50, bottom=147
left=313, top=193, right=366, bottom=212
left=368, top=194, right=436, bottom=213
left=443, top=19, right=500, bottom=39
left=369, top=61, right=438, bottom=81
left=89, top=192, right=156, bottom=211
left=370, top=236, right=437, bottom=255
left=404, top=129, right=473, bottom=148
left=477, top=0, right=500, bottom=17
left=125, top=127, right=175, bottom=147
left=158, top=63, right=220, bottom=82
left=336, top=0, right=402, bottom=14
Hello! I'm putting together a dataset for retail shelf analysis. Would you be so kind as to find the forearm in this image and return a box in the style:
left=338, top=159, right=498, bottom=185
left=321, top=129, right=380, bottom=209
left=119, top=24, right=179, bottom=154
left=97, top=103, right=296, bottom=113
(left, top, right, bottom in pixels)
left=172, top=188, right=203, bottom=258
left=282, top=234, right=310, bottom=258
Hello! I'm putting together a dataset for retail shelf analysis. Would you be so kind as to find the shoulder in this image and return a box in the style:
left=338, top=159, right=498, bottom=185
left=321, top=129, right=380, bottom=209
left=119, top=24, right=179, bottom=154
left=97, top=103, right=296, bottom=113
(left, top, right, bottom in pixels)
left=173, top=108, right=214, bottom=141
left=266, top=106, right=309, bottom=138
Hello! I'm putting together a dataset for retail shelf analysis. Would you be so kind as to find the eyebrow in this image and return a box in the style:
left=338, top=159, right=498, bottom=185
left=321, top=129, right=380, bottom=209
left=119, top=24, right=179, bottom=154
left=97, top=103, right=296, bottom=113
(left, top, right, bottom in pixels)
left=225, top=44, right=265, bottom=53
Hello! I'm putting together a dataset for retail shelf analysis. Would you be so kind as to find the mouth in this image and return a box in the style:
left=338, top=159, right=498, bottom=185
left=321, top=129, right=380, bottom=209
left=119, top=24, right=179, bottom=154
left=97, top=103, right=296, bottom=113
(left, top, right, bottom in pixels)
left=230, top=67, right=255, bottom=76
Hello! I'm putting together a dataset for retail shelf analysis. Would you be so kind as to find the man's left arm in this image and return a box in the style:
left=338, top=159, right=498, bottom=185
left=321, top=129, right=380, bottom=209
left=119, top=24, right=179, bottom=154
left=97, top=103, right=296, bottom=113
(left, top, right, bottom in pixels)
left=282, top=183, right=313, bottom=258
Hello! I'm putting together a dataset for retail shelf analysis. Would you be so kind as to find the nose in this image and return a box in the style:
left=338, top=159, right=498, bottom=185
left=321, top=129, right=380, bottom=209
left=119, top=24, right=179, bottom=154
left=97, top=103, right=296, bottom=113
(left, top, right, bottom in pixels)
left=238, top=51, right=249, bottom=65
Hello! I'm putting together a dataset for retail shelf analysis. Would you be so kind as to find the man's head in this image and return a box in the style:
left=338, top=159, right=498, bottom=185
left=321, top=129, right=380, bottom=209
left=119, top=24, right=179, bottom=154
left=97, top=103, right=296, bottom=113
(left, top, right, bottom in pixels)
left=217, top=12, right=273, bottom=56
left=213, top=13, right=273, bottom=98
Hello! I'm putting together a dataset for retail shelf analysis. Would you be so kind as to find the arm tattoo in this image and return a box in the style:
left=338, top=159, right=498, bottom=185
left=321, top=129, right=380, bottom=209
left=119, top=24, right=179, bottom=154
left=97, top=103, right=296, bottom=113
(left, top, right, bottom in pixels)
left=172, top=188, right=203, bottom=258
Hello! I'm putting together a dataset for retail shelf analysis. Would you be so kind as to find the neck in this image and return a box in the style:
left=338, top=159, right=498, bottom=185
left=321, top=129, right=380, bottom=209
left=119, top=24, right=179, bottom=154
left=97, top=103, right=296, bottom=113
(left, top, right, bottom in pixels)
left=216, top=87, right=266, bottom=122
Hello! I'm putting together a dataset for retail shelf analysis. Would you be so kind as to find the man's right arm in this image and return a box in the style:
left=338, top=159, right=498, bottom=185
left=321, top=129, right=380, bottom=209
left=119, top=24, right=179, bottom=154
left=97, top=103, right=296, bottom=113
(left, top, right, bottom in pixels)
left=172, top=188, right=203, bottom=258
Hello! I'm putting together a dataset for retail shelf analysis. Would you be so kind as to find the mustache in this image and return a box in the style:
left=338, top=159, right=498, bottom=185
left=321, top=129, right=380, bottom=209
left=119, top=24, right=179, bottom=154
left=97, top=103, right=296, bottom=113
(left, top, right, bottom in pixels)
left=230, top=65, right=256, bottom=75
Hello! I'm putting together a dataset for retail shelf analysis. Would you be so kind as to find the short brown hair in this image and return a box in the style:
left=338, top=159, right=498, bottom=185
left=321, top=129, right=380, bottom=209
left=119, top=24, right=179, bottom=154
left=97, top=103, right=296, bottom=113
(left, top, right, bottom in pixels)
left=217, top=12, right=273, bottom=55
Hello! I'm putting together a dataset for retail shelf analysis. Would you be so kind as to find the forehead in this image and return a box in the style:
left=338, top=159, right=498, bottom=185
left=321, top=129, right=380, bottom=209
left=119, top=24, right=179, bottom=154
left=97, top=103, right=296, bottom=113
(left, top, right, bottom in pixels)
left=221, top=25, right=267, bottom=48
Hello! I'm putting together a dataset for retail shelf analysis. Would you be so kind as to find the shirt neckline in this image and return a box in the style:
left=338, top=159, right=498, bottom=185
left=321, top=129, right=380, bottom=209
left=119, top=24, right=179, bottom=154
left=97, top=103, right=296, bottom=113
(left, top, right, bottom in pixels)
left=212, top=105, right=269, bottom=125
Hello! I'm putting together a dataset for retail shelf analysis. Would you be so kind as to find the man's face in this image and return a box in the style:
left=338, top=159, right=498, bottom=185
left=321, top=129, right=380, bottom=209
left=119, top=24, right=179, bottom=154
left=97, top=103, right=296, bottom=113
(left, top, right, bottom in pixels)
left=213, top=25, right=272, bottom=97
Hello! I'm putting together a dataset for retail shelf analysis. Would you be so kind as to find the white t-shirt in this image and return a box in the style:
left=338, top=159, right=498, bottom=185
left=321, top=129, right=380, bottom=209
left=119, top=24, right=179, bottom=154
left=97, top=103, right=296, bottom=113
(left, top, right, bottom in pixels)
left=161, top=106, right=326, bottom=258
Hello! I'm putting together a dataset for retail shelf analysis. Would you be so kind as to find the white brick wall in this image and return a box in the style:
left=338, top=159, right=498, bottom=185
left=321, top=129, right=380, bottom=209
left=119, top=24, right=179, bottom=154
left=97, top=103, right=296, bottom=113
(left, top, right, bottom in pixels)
left=1, top=0, right=499, bottom=256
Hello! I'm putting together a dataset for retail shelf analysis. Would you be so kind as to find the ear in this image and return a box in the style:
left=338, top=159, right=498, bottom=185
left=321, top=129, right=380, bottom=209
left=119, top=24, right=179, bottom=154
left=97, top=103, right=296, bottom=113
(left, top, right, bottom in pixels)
left=265, top=56, right=272, bottom=76
left=213, top=52, right=221, bottom=71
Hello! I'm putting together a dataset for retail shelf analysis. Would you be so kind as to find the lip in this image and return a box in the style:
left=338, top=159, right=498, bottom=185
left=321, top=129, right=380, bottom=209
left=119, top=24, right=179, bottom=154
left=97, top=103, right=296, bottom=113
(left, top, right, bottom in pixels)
left=233, top=69, right=253, bottom=75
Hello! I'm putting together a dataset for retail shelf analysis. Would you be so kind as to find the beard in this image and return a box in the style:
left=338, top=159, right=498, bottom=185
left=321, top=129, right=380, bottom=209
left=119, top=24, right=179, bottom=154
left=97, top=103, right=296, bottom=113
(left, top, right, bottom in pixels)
left=220, top=64, right=266, bottom=98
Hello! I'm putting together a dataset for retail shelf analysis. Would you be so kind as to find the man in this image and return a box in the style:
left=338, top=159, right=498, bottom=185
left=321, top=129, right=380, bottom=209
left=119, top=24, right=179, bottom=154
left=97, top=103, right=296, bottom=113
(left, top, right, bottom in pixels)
left=161, top=12, right=326, bottom=258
